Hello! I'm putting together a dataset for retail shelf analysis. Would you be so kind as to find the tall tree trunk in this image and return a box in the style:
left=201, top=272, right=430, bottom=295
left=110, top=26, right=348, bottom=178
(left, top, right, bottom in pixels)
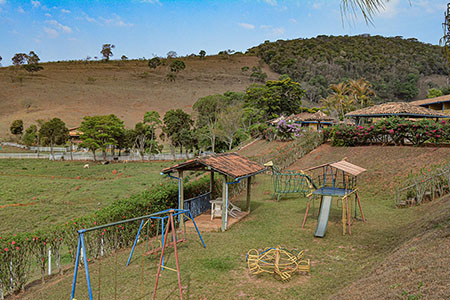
left=92, top=149, right=97, bottom=161
left=102, top=150, right=106, bottom=161
left=50, top=140, right=54, bottom=160
left=228, top=137, right=233, bottom=150
left=212, top=134, right=215, bottom=153
left=70, top=140, right=73, bottom=161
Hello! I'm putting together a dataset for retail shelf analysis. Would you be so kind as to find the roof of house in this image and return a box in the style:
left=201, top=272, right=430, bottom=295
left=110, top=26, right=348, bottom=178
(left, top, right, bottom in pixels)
left=410, top=94, right=450, bottom=107
left=303, top=160, right=366, bottom=176
left=345, top=102, right=450, bottom=118
left=161, top=152, right=266, bottom=179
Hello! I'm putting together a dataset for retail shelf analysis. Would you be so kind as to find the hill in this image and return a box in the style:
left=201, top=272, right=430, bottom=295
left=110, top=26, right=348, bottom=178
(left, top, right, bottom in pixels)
left=248, top=35, right=448, bottom=102
left=0, top=55, right=278, bottom=137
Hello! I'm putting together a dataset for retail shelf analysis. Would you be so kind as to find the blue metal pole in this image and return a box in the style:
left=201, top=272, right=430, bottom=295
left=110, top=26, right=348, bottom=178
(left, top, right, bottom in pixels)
left=80, top=233, right=94, bottom=300
left=161, top=218, right=165, bottom=270
left=126, top=219, right=145, bottom=266
left=188, top=211, right=206, bottom=248
left=70, top=235, right=82, bottom=300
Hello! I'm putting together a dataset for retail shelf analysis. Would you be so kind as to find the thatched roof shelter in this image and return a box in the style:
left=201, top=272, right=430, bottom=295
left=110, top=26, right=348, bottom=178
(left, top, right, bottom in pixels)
left=345, top=102, right=450, bottom=119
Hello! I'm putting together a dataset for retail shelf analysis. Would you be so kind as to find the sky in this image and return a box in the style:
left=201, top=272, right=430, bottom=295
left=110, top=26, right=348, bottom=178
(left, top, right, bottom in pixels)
left=0, top=0, right=448, bottom=64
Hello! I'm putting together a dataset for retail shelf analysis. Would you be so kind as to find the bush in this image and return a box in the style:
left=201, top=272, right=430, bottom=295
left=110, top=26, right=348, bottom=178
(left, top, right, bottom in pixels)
left=329, top=117, right=450, bottom=146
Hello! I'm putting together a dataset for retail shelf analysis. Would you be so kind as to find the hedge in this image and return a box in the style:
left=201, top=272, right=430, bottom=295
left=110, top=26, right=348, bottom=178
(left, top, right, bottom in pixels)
left=0, top=174, right=220, bottom=295
left=325, top=117, right=450, bottom=146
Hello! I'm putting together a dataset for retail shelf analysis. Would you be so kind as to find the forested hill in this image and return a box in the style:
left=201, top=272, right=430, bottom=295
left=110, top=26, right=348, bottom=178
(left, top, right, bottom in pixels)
left=247, top=35, right=448, bottom=102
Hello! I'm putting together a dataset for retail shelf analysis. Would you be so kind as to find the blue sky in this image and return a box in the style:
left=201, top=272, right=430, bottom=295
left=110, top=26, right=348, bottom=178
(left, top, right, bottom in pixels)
left=0, top=0, right=448, bottom=64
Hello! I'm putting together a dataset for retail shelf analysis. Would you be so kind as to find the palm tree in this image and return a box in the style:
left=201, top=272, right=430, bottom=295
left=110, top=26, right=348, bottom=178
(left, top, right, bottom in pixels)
left=348, top=78, right=375, bottom=108
left=321, top=82, right=354, bottom=120
left=341, top=0, right=388, bottom=23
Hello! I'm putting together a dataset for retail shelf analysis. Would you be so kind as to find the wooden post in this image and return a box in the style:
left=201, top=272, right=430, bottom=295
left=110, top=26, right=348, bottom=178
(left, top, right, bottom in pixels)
left=246, top=177, right=252, bottom=212
left=210, top=171, right=215, bottom=196
left=179, top=171, right=184, bottom=228
left=221, top=175, right=227, bottom=232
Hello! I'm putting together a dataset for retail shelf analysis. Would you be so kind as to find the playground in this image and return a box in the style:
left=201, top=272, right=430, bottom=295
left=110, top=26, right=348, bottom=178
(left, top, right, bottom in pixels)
left=5, top=145, right=447, bottom=299
left=6, top=145, right=450, bottom=299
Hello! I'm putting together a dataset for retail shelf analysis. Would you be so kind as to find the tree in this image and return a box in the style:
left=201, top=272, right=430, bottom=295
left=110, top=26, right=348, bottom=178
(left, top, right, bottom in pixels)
left=79, top=115, right=124, bottom=161
left=199, top=50, right=206, bottom=59
left=121, top=55, right=128, bottom=61
left=100, top=44, right=115, bottom=61
left=22, top=125, right=38, bottom=146
left=348, top=78, right=375, bottom=108
left=162, top=109, right=194, bottom=156
left=245, top=78, right=305, bottom=121
left=39, top=118, right=69, bottom=157
left=148, top=57, right=161, bottom=69
left=215, top=105, right=244, bottom=150
left=170, top=60, right=186, bottom=73
left=427, top=88, right=444, bottom=99
left=321, top=82, right=353, bottom=120
left=0, top=56, right=2, bottom=66
left=193, top=95, right=227, bottom=152
left=12, top=53, right=27, bottom=67
left=134, top=111, right=162, bottom=160
left=10, top=120, right=24, bottom=137
left=166, top=51, right=177, bottom=58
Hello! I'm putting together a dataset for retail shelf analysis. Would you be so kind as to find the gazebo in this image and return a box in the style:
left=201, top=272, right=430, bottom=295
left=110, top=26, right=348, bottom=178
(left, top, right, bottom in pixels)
left=345, top=102, right=450, bottom=124
left=161, top=152, right=266, bottom=231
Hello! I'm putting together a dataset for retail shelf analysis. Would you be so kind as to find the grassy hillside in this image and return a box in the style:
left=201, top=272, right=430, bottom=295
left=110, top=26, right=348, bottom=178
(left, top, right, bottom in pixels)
left=11, top=144, right=450, bottom=300
left=248, top=35, right=448, bottom=102
left=0, top=55, right=278, bottom=138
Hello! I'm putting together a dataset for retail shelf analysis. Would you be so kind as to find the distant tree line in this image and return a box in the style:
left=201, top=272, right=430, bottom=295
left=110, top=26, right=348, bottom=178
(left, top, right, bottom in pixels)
left=247, top=35, right=447, bottom=102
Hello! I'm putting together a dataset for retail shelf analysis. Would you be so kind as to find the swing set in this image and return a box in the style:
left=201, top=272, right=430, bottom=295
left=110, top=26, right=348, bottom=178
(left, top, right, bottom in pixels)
left=70, top=208, right=205, bottom=300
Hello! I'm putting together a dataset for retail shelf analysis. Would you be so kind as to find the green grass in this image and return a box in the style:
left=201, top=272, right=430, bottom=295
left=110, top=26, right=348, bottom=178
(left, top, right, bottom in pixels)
left=0, top=159, right=173, bottom=234
left=18, top=174, right=432, bottom=300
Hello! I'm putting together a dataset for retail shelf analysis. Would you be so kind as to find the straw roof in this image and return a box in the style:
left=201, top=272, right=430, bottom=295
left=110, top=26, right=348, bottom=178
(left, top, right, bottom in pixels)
left=304, top=111, right=335, bottom=121
left=345, top=102, right=450, bottom=118
left=161, top=152, right=266, bottom=179
left=410, top=94, right=450, bottom=107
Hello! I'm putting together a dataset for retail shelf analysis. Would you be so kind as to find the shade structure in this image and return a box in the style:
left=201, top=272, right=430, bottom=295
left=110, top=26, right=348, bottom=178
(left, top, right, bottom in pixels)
left=161, top=152, right=266, bottom=231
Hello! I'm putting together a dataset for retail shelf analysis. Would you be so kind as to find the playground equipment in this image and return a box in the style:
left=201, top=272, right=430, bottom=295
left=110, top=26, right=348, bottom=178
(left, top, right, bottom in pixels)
left=246, top=246, right=310, bottom=281
left=265, top=161, right=316, bottom=201
left=301, top=160, right=366, bottom=237
left=70, top=208, right=205, bottom=300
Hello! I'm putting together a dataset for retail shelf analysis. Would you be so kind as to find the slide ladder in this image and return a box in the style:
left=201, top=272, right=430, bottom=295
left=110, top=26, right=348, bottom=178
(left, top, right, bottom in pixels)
left=314, top=195, right=332, bottom=238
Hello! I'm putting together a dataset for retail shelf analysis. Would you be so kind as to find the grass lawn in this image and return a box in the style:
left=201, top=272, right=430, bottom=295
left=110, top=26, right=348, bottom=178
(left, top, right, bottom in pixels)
left=0, top=159, right=174, bottom=235
left=17, top=173, right=434, bottom=300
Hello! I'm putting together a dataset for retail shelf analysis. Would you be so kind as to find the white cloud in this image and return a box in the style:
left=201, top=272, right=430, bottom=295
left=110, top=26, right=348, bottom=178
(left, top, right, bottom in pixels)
left=262, top=0, right=277, bottom=6
left=45, top=20, right=72, bottom=33
left=312, top=3, right=322, bottom=10
left=82, top=12, right=97, bottom=23
left=140, top=0, right=162, bottom=5
left=44, top=27, right=58, bottom=38
left=378, top=0, right=400, bottom=18
left=45, top=13, right=51, bottom=17
left=260, top=24, right=284, bottom=37
left=18, top=7, right=25, bottom=13
left=31, top=0, right=41, bottom=8
left=0, top=0, right=6, bottom=5
left=239, top=22, right=255, bottom=30
left=61, top=9, right=70, bottom=14
left=100, top=14, right=134, bottom=27
left=34, top=38, right=41, bottom=43
left=289, top=18, right=297, bottom=24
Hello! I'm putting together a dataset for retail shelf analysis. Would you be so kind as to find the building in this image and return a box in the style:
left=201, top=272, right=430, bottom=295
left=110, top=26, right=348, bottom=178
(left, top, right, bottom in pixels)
left=410, top=95, right=450, bottom=112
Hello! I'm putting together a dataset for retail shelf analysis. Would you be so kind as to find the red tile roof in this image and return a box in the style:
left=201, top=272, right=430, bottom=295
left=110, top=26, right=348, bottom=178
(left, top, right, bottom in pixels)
left=161, top=152, right=266, bottom=179
left=410, top=94, right=450, bottom=106
left=304, top=160, right=366, bottom=176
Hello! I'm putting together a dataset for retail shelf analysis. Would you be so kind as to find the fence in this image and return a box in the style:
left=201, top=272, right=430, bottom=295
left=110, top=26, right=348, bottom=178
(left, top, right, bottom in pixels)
left=183, top=192, right=211, bottom=218
left=0, top=153, right=52, bottom=159
left=395, top=163, right=450, bottom=207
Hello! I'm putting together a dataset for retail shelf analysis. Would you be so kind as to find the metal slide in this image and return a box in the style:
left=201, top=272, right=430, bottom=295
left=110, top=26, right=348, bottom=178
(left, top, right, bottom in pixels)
left=314, top=195, right=332, bottom=238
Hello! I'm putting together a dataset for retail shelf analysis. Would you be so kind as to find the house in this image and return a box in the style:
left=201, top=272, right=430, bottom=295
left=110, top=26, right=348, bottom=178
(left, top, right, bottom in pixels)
left=410, top=95, right=450, bottom=112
